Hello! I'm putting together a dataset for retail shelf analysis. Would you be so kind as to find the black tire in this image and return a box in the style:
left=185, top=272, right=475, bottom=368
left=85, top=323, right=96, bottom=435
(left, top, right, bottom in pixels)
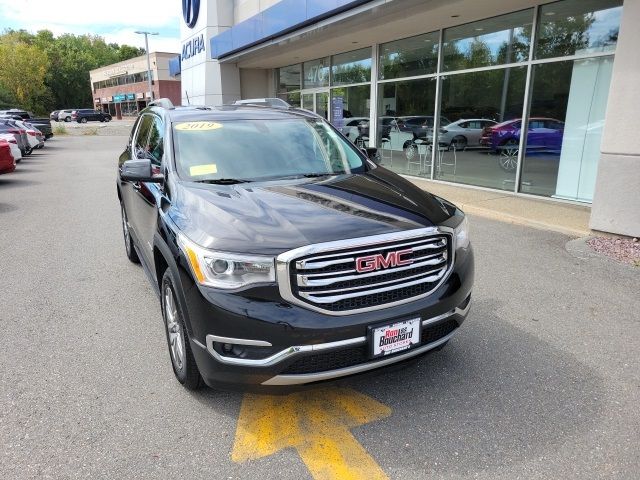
left=120, top=204, right=140, bottom=263
left=403, top=140, right=418, bottom=161
left=451, top=135, right=467, bottom=149
left=80, top=117, right=88, bottom=123
left=105, top=117, right=111, bottom=123
left=161, top=269, right=204, bottom=390
left=100, top=118, right=105, bottom=122
left=64, top=117, right=71, bottom=123
left=24, top=147, right=32, bottom=156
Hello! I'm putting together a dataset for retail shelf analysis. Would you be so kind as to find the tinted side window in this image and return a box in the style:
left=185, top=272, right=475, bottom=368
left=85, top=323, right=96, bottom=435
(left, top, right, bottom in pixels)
left=146, top=117, right=165, bottom=165
left=458, top=121, right=469, bottom=128
left=133, top=115, right=154, bottom=159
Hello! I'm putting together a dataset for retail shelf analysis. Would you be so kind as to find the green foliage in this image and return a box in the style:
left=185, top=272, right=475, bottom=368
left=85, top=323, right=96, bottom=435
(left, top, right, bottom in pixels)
left=53, top=124, right=68, bottom=135
left=0, top=29, right=144, bottom=114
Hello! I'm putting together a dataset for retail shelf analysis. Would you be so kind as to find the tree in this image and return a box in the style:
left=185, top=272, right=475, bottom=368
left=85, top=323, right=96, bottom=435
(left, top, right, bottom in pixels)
left=0, top=29, right=145, bottom=113
left=0, top=37, right=49, bottom=112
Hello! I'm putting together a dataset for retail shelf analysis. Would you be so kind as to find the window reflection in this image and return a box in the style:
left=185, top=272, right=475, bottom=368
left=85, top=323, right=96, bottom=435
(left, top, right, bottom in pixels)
left=432, top=67, right=526, bottom=190
left=520, top=57, right=614, bottom=201
left=277, top=64, right=301, bottom=93
left=303, top=57, right=330, bottom=89
left=536, top=0, right=623, bottom=59
left=331, top=85, right=371, bottom=146
left=442, top=9, right=533, bottom=71
left=379, top=31, right=439, bottom=80
left=331, top=48, right=371, bottom=85
left=376, top=78, right=437, bottom=176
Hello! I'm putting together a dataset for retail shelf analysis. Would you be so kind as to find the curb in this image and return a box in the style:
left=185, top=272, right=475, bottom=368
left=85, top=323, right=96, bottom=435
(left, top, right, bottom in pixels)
left=457, top=203, right=591, bottom=238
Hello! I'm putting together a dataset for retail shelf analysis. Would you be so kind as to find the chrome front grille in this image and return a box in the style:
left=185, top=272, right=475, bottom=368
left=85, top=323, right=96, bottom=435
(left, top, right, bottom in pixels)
left=276, top=228, right=453, bottom=315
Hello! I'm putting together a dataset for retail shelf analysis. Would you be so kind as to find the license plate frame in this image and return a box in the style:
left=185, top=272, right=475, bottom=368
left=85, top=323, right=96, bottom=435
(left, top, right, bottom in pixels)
left=369, top=318, right=421, bottom=358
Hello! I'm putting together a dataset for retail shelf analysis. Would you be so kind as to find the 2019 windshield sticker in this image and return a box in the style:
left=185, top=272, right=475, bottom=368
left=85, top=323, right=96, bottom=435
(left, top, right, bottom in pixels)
left=175, top=122, right=223, bottom=131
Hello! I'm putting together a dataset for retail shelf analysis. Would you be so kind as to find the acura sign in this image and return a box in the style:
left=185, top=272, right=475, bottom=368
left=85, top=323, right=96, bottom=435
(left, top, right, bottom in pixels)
left=182, top=0, right=200, bottom=28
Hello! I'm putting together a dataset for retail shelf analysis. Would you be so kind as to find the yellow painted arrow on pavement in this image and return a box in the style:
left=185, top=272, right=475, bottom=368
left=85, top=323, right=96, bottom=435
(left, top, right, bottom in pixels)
left=232, top=387, right=392, bottom=480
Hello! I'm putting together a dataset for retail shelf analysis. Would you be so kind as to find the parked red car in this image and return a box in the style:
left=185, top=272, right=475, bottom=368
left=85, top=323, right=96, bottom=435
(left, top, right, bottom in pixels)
left=0, top=140, right=17, bottom=175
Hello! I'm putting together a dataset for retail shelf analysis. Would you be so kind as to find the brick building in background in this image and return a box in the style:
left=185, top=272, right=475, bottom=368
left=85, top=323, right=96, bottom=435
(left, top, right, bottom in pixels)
left=90, top=52, right=181, bottom=117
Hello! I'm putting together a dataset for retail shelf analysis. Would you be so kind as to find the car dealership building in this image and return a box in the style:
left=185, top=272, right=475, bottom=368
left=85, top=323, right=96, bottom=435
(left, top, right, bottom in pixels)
left=173, top=0, right=640, bottom=237
left=90, top=52, right=181, bottom=117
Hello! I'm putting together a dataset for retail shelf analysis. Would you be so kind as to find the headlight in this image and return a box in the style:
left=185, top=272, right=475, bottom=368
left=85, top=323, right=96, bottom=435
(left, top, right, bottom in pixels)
left=177, top=234, right=275, bottom=290
left=454, top=215, right=470, bottom=250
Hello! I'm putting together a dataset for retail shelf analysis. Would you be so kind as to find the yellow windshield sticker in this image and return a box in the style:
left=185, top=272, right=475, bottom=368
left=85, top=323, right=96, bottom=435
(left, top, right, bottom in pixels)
left=189, top=164, right=218, bottom=176
left=175, top=122, right=223, bottom=131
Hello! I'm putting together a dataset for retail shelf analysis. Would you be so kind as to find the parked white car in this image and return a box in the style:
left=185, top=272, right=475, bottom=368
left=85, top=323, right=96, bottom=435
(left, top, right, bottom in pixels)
left=57, top=110, right=74, bottom=122
left=340, top=117, right=369, bottom=143
left=439, top=118, right=497, bottom=148
left=14, top=120, right=40, bottom=150
left=0, top=133, right=22, bottom=162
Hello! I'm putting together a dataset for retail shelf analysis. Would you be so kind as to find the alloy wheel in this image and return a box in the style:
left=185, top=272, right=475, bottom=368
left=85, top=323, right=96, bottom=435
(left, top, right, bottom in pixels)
left=404, top=143, right=418, bottom=161
left=499, top=140, right=519, bottom=171
left=121, top=206, right=131, bottom=256
left=163, top=286, right=185, bottom=372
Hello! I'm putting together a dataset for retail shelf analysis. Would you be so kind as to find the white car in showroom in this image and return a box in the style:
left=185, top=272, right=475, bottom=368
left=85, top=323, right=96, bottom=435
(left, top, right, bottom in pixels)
left=340, top=117, right=369, bottom=144
left=439, top=119, right=497, bottom=148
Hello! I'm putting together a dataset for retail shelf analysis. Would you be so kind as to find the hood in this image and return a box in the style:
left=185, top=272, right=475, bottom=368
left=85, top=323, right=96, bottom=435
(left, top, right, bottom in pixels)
left=169, top=167, right=457, bottom=255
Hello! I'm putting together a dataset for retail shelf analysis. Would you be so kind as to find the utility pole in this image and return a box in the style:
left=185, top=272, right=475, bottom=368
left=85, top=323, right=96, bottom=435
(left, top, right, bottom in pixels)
left=135, top=31, right=159, bottom=103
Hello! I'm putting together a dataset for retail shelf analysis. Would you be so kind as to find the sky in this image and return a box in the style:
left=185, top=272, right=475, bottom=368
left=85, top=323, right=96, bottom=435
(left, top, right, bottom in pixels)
left=0, top=0, right=182, bottom=53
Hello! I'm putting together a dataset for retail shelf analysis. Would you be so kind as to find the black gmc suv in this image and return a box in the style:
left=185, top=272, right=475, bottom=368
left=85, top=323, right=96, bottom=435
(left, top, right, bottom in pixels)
left=117, top=99, right=474, bottom=390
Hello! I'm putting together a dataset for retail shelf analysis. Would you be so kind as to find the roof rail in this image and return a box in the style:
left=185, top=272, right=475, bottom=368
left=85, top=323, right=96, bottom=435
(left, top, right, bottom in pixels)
left=148, top=98, right=174, bottom=109
left=232, top=98, right=291, bottom=108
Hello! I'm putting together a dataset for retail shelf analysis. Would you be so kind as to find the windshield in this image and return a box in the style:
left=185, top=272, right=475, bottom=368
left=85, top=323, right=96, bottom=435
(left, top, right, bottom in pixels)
left=172, top=118, right=366, bottom=182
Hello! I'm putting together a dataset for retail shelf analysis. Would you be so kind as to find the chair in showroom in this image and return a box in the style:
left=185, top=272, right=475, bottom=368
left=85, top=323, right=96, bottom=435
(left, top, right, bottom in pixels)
left=380, top=135, right=392, bottom=166
left=436, top=141, right=457, bottom=176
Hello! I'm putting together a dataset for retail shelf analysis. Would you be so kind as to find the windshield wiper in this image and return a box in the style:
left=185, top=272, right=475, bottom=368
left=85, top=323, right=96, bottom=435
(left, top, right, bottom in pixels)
left=193, top=178, right=252, bottom=185
left=278, top=172, right=338, bottom=180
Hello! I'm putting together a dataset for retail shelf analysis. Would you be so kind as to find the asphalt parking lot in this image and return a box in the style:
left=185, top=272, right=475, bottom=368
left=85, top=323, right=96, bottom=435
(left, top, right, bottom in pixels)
left=1, top=135, right=639, bottom=480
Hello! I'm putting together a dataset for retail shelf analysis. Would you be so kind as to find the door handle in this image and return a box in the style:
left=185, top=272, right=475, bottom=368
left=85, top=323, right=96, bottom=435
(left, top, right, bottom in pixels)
left=133, top=182, right=142, bottom=191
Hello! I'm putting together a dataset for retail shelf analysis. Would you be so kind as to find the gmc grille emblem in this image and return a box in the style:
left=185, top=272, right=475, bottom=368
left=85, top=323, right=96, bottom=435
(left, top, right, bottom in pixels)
left=355, top=249, right=414, bottom=273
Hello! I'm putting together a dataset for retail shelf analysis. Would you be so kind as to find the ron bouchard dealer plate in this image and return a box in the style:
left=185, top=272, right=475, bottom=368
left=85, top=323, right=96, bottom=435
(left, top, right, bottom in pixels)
left=371, top=318, right=421, bottom=357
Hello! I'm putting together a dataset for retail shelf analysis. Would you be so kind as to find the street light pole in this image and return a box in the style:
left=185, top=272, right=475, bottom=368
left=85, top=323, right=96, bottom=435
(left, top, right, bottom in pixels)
left=135, top=31, right=159, bottom=103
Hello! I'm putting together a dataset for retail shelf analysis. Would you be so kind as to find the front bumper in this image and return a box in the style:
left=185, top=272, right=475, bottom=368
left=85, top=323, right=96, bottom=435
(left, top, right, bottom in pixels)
left=182, top=244, right=474, bottom=388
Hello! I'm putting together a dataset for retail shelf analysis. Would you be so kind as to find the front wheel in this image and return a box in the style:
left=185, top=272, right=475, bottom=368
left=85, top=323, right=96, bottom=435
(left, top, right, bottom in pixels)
left=64, top=117, right=71, bottom=123
left=120, top=204, right=139, bottom=263
left=80, top=117, right=88, bottom=123
left=403, top=140, right=418, bottom=161
left=498, top=139, right=519, bottom=172
left=161, top=269, right=204, bottom=390
left=105, top=117, right=111, bottom=123
left=451, top=135, right=467, bottom=149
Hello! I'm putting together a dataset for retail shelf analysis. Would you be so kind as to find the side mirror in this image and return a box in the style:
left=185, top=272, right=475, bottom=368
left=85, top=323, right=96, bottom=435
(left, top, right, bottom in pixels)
left=121, top=159, right=164, bottom=183
left=363, top=147, right=381, bottom=164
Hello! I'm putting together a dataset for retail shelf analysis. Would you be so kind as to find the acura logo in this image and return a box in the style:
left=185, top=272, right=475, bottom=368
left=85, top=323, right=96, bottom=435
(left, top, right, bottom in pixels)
left=355, top=249, right=413, bottom=273
left=182, top=0, right=200, bottom=28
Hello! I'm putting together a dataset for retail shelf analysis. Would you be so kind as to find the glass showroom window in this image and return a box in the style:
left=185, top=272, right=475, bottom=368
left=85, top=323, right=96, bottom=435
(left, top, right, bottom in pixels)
left=277, top=64, right=302, bottom=106
left=517, top=0, right=622, bottom=202
left=303, top=57, right=330, bottom=89
left=331, top=85, right=371, bottom=146
left=520, top=56, right=614, bottom=201
left=436, top=67, right=527, bottom=190
left=302, top=93, right=314, bottom=111
left=376, top=77, right=437, bottom=177
left=535, top=0, right=623, bottom=59
left=378, top=31, right=439, bottom=80
left=331, top=48, right=371, bottom=86
left=442, top=9, right=533, bottom=71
